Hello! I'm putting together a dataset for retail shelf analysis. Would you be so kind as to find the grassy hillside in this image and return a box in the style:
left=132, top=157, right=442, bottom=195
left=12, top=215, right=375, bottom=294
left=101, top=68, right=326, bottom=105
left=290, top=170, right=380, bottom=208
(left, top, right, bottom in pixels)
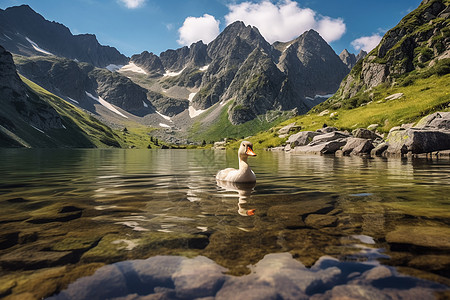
left=227, top=72, right=449, bottom=150
left=188, top=100, right=294, bottom=143
left=19, top=76, right=126, bottom=148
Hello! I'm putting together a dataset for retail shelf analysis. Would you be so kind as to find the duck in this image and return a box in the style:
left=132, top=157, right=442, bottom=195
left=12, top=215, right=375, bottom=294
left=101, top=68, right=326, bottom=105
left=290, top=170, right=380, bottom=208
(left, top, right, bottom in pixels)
left=216, top=141, right=256, bottom=183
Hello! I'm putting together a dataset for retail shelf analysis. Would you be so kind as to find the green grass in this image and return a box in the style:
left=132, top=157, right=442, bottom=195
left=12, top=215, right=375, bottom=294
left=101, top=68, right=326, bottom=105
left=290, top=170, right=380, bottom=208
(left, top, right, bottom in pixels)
left=21, top=76, right=125, bottom=148
left=234, top=74, right=450, bottom=149
left=188, top=101, right=291, bottom=143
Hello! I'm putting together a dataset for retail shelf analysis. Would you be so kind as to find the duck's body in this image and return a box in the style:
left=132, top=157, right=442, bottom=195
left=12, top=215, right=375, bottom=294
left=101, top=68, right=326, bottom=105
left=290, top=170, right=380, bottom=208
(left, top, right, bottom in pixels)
left=216, top=141, right=256, bottom=183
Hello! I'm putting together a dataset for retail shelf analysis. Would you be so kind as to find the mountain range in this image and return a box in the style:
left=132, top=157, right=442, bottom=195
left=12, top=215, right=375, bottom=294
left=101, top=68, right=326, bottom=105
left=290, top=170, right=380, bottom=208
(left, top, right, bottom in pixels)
left=0, top=4, right=363, bottom=146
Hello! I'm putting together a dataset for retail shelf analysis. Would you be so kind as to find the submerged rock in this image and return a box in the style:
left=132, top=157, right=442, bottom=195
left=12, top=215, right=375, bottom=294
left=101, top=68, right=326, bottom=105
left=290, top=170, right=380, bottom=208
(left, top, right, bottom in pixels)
left=386, top=226, right=450, bottom=250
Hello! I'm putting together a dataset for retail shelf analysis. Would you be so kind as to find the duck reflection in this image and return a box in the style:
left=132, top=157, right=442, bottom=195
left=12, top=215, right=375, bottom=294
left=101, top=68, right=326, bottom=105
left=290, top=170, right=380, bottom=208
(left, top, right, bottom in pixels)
left=216, top=180, right=256, bottom=216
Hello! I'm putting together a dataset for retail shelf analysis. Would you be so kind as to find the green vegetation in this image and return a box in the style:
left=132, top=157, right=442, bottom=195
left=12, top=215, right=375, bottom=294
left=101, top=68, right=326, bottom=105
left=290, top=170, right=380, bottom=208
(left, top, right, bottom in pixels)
left=21, top=76, right=124, bottom=148
left=188, top=101, right=291, bottom=143
left=233, top=73, right=449, bottom=149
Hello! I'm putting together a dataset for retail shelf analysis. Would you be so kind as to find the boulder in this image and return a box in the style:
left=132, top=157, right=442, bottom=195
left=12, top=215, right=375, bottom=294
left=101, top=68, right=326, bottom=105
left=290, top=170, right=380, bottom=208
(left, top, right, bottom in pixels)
left=367, top=124, right=379, bottom=131
left=386, top=128, right=450, bottom=154
left=278, top=123, right=301, bottom=135
left=415, top=112, right=450, bottom=130
left=385, top=92, right=404, bottom=101
left=351, top=128, right=381, bottom=140
left=341, top=138, right=374, bottom=156
left=286, top=131, right=322, bottom=147
left=371, top=142, right=389, bottom=156
left=293, top=140, right=347, bottom=155
left=311, top=131, right=349, bottom=145
left=317, top=127, right=338, bottom=133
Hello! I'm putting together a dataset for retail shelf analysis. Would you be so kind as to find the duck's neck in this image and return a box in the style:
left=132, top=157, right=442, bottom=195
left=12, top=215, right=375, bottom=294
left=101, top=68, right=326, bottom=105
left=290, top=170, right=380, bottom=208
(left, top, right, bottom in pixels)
left=238, top=156, right=250, bottom=172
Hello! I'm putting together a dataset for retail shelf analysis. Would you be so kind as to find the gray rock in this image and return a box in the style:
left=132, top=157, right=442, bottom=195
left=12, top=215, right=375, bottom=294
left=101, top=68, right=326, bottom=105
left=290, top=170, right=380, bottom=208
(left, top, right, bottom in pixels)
left=278, top=122, right=301, bottom=135
left=367, top=124, right=379, bottom=131
left=415, top=112, right=450, bottom=130
left=173, top=256, right=227, bottom=299
left=317, top=127, right=338, bottom=133
left=286, top=131, right=321, bottom=147
left=311, top=131, right=349, bottom=145
left=385, top=92, right=404, bottom=101
left=293, top=139, right=347, bottom=155
left=361, top=266, right=393, bottom=281
left=341, top=138, right=374, bottom=156
left=329, top=284, right=390, bottom=300
left=371, top=142, right=389, bottom=156
left=386, top=128, right=450, bottom=154
left=352, top=128, right=381, bottom=140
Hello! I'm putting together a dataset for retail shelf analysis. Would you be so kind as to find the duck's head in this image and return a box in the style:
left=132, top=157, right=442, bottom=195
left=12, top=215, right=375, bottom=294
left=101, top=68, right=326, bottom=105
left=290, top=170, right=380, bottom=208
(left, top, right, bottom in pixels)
left=239, top=141, right=256, bottom=158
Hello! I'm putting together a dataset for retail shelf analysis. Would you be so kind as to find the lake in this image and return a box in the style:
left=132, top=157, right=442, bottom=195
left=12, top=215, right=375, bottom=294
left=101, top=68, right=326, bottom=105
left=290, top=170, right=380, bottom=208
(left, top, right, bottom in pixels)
left=0, top=149, right=449, bottom=299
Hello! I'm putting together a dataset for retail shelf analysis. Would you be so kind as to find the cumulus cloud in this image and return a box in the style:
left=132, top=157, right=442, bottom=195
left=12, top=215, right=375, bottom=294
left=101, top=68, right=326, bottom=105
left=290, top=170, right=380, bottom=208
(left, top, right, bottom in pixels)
left=224, top=0, right=346, bottom=43
left=177, top=14, right=220, bottom=46
left=351, top=33, right=383, bottom=52
left=118, top=0, right=146, bottom=9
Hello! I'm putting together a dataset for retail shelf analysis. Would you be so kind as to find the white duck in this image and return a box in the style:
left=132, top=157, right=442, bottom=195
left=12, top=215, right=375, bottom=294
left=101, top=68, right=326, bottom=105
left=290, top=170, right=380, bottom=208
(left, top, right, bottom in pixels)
left=216, top=141, right=256, bottom=183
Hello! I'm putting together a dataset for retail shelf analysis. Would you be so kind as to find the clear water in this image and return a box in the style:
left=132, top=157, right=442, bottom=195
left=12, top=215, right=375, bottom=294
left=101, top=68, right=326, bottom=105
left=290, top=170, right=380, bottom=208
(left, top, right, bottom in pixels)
left=0, top=149, right=449, bottom=299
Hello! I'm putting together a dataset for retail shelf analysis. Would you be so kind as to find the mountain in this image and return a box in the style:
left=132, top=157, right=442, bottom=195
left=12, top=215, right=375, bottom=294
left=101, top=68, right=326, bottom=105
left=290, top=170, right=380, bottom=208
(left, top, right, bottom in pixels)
left=339, top=49, right=367, bottom=70
left=0, top=4, right=351, bottom=145
left=324, top=0, right=450, bottom=108
left=0, top=46, right=123, bottom=148
left=130, top=22, right=349, bottom=125
left=0, top=5, right=128, bottom=68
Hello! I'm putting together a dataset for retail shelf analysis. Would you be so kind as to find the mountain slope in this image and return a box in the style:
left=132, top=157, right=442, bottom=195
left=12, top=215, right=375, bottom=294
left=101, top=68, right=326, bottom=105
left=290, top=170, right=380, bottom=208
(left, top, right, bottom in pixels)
left=0, top=46, right=123, bottom=148
left=0, top=5, right=128, bottom=67
left=320, top=0, right=450, bottom=110
left=236, top=0, right=450, bottom=149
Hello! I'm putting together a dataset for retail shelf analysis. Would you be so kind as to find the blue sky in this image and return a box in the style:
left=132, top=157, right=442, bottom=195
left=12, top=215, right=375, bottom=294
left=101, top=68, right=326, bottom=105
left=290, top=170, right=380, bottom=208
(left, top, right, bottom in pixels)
left=0, top=0, right=422, bottom=57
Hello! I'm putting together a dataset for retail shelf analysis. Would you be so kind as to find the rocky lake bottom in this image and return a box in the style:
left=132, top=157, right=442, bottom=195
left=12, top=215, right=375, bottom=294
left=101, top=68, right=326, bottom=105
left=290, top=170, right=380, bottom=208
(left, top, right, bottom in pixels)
left=0, top=149, right=449, bottom=299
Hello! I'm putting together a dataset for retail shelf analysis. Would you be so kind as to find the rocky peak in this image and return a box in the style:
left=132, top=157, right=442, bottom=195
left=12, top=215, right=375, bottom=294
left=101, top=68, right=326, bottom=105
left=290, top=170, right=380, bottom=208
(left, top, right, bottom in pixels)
left=339, top=49, right=357, bottom=70
left=207, top=21, right=271, bottom=60
left=131, top=51, right=164, bottom=74
left=0, top=5, right=128, bottom=67
left=356, top=50, right=367, bottom=61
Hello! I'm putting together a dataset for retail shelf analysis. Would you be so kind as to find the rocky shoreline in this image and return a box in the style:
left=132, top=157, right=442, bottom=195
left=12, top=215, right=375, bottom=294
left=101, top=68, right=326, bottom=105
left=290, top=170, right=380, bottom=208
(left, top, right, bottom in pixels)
left=270, top=112, right=450, bottom=158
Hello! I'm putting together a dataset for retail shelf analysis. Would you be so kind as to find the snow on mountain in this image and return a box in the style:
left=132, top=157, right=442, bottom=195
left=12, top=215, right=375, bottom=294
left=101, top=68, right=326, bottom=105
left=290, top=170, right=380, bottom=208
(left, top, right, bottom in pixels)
left=85, top=91, right=128, bottom=118
left=25, top=37, right=54, bottom=56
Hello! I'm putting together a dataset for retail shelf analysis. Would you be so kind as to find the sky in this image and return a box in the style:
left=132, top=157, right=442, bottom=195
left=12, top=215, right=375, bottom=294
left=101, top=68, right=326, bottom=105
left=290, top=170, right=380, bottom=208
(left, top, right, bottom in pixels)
left=0, top=0, right=423, bottom=57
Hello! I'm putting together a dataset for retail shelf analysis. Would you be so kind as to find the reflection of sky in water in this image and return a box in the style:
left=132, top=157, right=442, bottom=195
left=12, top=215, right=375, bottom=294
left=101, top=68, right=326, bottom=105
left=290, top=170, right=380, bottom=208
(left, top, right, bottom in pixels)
left=1, top=149, right=449, bottom=299
left=49, top=252, right=446, bottom=300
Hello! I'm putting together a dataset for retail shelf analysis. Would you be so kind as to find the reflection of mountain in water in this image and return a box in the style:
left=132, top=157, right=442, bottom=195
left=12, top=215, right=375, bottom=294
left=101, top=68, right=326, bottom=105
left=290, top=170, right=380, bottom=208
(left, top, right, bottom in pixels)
left=49, top=253, right=447, bottom=300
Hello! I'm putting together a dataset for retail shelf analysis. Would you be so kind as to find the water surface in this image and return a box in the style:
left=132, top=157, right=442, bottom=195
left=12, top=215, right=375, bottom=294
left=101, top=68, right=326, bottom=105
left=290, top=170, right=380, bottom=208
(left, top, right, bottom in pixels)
left=0, top=149, right=449, bottom=299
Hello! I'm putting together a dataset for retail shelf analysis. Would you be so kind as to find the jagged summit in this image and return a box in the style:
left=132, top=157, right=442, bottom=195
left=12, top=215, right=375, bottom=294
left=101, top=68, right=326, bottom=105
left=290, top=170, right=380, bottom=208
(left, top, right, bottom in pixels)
left=0, top=5, right=128, bottom=67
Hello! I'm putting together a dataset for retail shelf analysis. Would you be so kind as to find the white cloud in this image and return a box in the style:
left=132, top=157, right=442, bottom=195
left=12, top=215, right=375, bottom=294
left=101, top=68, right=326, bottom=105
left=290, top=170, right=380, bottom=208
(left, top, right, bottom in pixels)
left=351, top=34, right=383, bottom=52
left=118, top=0, right=146, bottom=9
left=177, top=14, right=220, bottom=46
left=224, top=0, right=346, bottom=43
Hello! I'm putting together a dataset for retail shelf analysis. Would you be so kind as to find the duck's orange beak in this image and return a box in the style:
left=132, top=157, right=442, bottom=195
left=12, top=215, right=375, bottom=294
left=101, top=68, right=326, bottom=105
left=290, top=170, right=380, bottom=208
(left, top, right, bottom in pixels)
left=246, top=147, right=256, bottom=156
left=247, top=209, right=256, bottom=216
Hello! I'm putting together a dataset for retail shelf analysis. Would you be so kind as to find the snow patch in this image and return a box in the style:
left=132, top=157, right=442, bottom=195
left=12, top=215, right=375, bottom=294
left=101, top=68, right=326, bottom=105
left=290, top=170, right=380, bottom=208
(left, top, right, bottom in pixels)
left=25, top=37, right=54, bottom=56
left=106, top=64, right=124, bottom=72
left=3, top=34, right=12, bottom=40
left=163, top=67, right=185, bottom=77
left=156, top=111, right=172, bottom=122
left=143, top=101, right=148, bottom=108
left=118, top=62, right=147, bottom=74
left=188, top=92, right=197, bottom=102
left=159, top=123, right=171, bottom=128
left=67, top=97, right=79, bottom=104
left=31, top=125, right=45, bottom=134
left=199, top=65, right=209, bottom=71
left=189, top=106, right=206, bottom=118
left=85, top=91, right=128, bottom=118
